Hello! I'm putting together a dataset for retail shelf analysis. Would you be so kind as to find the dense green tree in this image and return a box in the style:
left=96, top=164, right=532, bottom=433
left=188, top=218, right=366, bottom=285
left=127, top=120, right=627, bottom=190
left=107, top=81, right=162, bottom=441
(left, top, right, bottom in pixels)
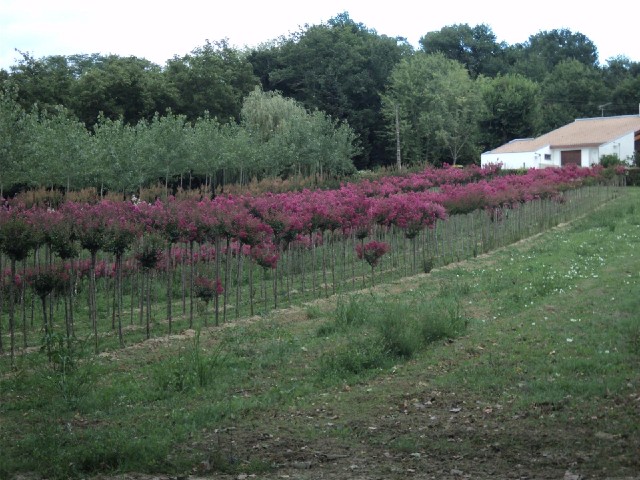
left=541, top=59, right=606, bottom=130
left=510, top=29, right=599, bottom=81
left=0, top=87, right=32, bottom=195
left=6, top=52, right=75, bottom=111
left=602, top=56, right=640, bottom=115
left=70, top=55, right=173, bottom=127
left=250, top=12, right=409, bottom=168
left=419, top=24, right=508, bottom=77
left=529, top=29, right=599, bottom=68
left=91, top=115, right=144, bottom=195
left=164, top=40, right=258, bottom=122
left=188, top=114, right=221, bottom=181
left=382, top=53, right=483, bottom=166
left=240, top=88, right=358, bottom=178
left=479, top=73, right=543, bottom=151
left=240, top=88, right=305, bottom=142
left=139, top=112, right=190, bottom=194
left=27, top=106, right=90, bottom=191
left=610, top=75, right=640, bottom=117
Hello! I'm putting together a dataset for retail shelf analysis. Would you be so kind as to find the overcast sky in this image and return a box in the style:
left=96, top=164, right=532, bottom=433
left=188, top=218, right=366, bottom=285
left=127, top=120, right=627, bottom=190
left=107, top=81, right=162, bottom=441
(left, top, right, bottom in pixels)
left=1, top=0, right=638, bottom=71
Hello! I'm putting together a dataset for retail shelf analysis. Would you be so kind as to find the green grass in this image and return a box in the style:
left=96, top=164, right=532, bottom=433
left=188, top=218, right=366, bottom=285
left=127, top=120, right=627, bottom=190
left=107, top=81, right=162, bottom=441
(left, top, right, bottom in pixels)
left=1, top=188, right=639, bottom=479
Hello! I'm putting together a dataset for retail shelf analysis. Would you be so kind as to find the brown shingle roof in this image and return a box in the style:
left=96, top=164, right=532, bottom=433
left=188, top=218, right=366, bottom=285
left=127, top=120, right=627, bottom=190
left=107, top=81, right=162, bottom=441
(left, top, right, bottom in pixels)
left=488, top=115, right=640, bottom=154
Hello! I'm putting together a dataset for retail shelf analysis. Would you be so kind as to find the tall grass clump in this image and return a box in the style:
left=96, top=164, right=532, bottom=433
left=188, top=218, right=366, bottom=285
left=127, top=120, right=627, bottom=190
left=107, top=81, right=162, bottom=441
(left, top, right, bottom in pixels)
left=374, top=291, right=467, bottom=358
left=317, top=289, right=468, bottom=379
left=318, top=335, right=390, bottom=379
left=153, top=330, right=225, bottom=393
left=316, top=294, right=371, bottom=336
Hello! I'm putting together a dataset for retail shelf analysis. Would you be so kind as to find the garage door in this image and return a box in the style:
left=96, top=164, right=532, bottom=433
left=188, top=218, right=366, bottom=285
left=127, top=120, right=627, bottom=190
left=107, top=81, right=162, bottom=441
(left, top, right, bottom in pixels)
left=561, top=150, right=581, bottom=166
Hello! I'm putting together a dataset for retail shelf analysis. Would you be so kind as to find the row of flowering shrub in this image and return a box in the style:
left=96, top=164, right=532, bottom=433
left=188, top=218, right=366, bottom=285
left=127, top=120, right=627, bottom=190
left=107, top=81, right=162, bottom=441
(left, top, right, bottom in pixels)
left=0, top=164, right=614, bottom=363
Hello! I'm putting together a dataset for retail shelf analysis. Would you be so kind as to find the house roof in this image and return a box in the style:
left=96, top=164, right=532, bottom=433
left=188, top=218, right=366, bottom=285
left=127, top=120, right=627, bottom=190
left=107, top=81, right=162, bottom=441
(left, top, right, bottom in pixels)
left=487, top=115, right=640, bottom=154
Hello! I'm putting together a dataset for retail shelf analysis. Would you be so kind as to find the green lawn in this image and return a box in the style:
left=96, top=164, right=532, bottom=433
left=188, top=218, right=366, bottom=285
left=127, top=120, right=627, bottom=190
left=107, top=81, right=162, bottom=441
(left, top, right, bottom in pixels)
left=1, top=188, right=639, bottom=479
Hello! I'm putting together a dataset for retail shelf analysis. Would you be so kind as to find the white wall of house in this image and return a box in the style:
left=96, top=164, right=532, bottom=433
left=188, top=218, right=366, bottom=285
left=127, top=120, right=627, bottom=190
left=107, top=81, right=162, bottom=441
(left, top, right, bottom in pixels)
left=536, top=146, right=554, bottom=167
left=481, top=151, right=533, bottom=169
left=599, top=132, right=635, bottom=163
left=481, top=146, right=551, bottom=169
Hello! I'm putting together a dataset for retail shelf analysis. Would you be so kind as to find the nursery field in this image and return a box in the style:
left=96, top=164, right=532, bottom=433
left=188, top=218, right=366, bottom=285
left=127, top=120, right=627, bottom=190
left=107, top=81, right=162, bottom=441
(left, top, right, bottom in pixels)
left=0, top=165, right=621, bottom=366
left=1, top=172, right=639, bottom=479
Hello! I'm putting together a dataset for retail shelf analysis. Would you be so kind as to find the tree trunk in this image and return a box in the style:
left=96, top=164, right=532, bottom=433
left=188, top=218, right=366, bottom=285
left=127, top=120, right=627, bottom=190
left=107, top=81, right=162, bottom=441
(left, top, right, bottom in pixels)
left=41, top=296, right=51, bottom=361
left=236, top=244, right=243, bottom=318
left=146, top=271, right=151, bottom=339
left=223, top=237, right=231, bottom=322
left=90, top=251, right=98, bottom=354
left=116, top=254, right=124, bottom=347
left=166, top=241, right=173, bottom=334
left=8, top=258, right=16, bottom=368
left=395, top=103, right=402, bottom=171
left=214, top=237, right=221, bottom=326
left=0, top=253, right=4, bottom=354
left=189, top=241, right=194, bottom=329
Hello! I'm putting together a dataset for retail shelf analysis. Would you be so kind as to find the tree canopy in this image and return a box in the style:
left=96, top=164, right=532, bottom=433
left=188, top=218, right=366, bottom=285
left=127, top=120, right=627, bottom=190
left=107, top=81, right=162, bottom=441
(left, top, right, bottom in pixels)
left=249, top=12, right=409, bottom=168
left=1, top=13, right=639, bottom=185
left=382, top=53, right=483, bottom=166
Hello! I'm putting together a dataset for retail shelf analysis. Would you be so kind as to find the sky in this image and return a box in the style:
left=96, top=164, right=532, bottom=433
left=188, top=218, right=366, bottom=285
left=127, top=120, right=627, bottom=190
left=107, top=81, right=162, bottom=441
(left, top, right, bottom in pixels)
left=1, top=0, right=638, bottom=71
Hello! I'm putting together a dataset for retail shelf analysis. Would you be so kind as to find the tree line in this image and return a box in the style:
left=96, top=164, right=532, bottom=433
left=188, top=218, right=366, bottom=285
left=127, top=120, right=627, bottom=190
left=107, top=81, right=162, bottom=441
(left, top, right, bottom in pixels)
left=1, top=12, right=639, bottom=190
left=0, top=86, right=358, bottom=197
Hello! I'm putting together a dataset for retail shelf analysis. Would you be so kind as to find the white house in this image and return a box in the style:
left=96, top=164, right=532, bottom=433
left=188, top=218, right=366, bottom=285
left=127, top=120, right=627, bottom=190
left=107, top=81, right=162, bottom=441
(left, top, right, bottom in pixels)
left=481, top=114, right=640, bottom=169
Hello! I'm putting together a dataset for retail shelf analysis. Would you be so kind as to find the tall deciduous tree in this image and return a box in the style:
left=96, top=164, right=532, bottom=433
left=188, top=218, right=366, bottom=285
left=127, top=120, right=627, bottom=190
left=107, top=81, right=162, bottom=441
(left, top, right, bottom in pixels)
left=479, top=73, right=543, bottom=151
left=0, top=87, right=34, bottom=195
left=70, top=55, right=172, bottom=127
left=91, top=115, right=142, bottom=196
left=240, top=88, right=358, bottom=178
left=382, top=53, right=483, bottom=166
left=510, top=28, right=599, bottom=81
left=6, top=52, right=75, bottom=111
left=419, top=24, right=508, bottom=78
left=603, top=56, right=640, bottom=116
left=541, top=59, right=606, bottom=130
left=529, top=29, right=599, bottom=68
left=27, top=105, right=90, bottom=191
left=249, top=12, right=408, bottom=168
left=140, top=111, right=190, bottom=195
left=165, top=40, right=258, bottom=122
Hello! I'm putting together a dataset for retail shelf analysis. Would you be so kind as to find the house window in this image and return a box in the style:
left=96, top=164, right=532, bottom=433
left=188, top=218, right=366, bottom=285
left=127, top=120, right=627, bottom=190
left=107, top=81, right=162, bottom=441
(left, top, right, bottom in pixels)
left=544, top=154, right=551, bottom=160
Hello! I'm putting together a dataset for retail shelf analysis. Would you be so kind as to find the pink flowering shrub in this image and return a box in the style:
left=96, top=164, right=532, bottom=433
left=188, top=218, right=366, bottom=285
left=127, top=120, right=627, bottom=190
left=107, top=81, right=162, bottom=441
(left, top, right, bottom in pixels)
left=250, top=242, right=280, bottom=269
left=194, top=275, right=224, bottom=304
left=356, top=241, right=390, bottom=268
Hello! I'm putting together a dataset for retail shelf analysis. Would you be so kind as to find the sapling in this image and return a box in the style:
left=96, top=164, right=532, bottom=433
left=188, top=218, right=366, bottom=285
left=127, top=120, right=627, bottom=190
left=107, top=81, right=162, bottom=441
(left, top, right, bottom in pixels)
left=356, top=241, right=390, bottom=287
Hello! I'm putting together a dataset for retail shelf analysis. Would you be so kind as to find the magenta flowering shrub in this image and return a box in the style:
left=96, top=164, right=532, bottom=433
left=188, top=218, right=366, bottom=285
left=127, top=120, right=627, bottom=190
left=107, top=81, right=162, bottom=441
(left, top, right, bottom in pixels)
left=0, top=205, right=39, bottom=261
left=0, top=164, right=619, bottom=355
left=135, top=235, right=164, bottom=270
left=250, top=242, right=279, bottom=269
left=371, top=193, right=447, bottom=238
left=1, top=268, right=22, bottom=291
left=194, top=275, right=224, bottom=303
left=26, top=265, right=69, bottom=299
left=0, top=166, right=613, bottom=275
left=356, top=241, right=391, bottom=267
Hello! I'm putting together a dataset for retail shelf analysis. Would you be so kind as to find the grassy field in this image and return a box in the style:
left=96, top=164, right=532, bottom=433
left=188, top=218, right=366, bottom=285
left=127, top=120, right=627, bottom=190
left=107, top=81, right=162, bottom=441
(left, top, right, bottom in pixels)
left=1, top=188, right=639, bottom=479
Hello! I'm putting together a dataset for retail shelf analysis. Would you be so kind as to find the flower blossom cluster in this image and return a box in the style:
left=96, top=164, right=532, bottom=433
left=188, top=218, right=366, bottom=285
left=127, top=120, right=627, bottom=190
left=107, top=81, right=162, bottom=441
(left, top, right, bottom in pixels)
left=0, top=164, right=609, bottom=282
